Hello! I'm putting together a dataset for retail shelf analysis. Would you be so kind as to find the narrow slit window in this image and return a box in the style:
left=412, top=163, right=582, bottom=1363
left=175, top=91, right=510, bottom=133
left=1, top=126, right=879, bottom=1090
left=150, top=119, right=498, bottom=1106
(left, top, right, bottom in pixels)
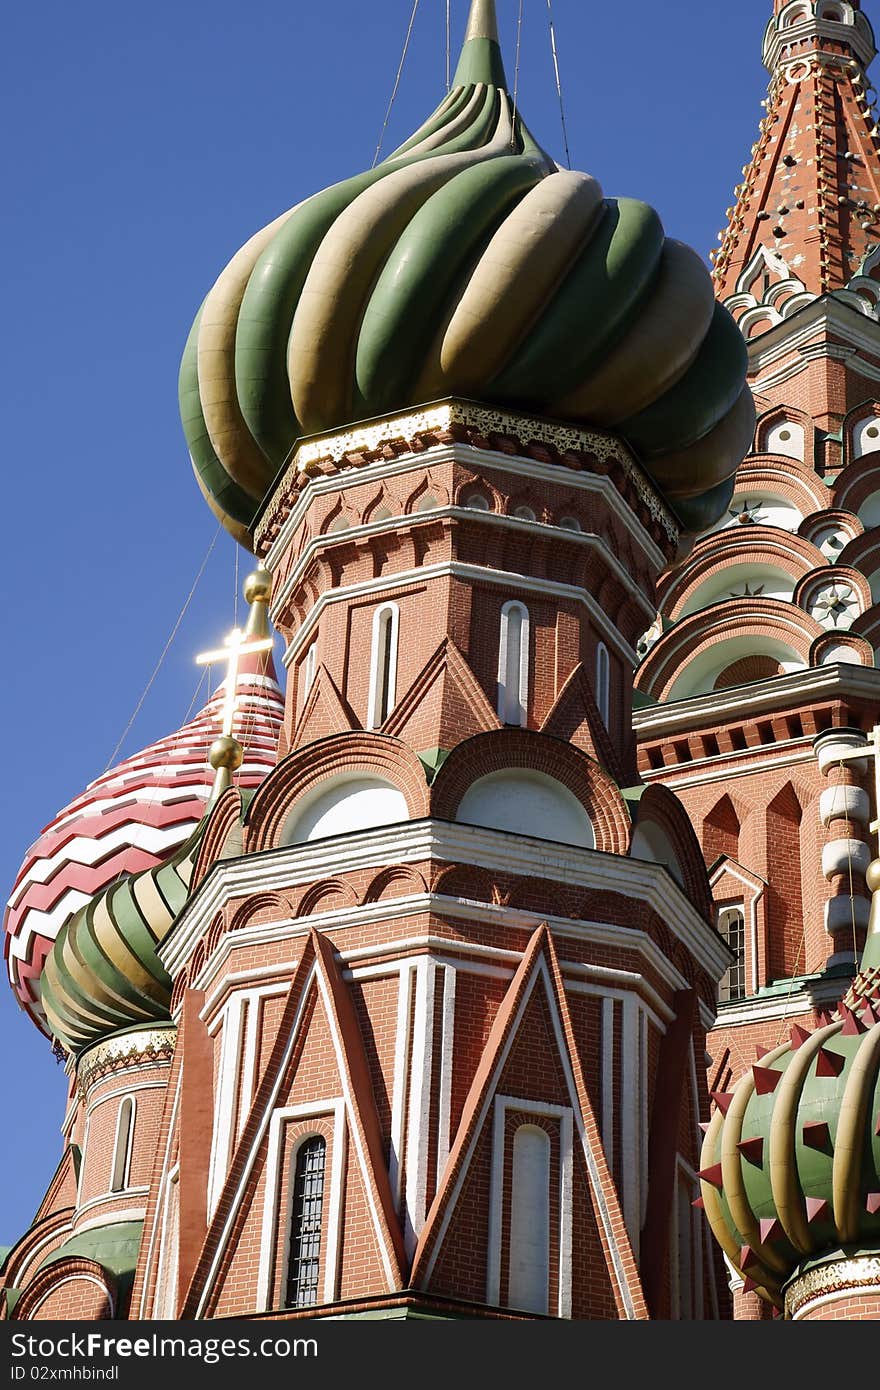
left=367, top=603, right=399, bottom=729
left=303, top=641, right=317, bottom=699
left=285, top=1136, right=326, bottom=1309
left=498, top=602, right=529, bottom=727
left=596, top=642, right=611, bottom=727
left=110, top=1096, right=135, bottom=1193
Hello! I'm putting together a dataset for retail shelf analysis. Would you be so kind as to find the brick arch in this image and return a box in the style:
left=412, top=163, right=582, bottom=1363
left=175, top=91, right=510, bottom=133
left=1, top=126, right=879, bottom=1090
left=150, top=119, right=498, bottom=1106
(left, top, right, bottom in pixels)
left=703, top=795, right=741, bottom=867
left=454, top=474, right=503, bottom=512
left=633, top=783, right=714, bottom=922
left=714, top=654, right=785, bottom=689
left=850, top=601, right=880, bottom=650
left=13, top=1257, right=116, bottom=1320
left=404, top=473, right=450, bottom=513
left=834, top=453, right=880, bottom=515
left=841, top=398, right=880, bottom=467
left=430, top=863, right=499, bottom=903
left=244, top=733, right=430, bottom=853
left=430, top=729, right=631, bottom=856
left=657, top=526, right=826, bottom=618
left=728, top=456, right=831, bottom=515
left=754, top=402, right=815, bottom=467
left=799, top=507, right=863, bottom=551
left=192, top=788, right=246, bottom=889
left=838, top=526, right=880, bottom=576
left=295, top=878, right=359, bottom=918
left=636, top=598, right=822, bottom=702
left=363, top=865, right=429, bottom=903
left=206, top=912, right=226, bottom=954
left=765, top=783, right=805, bottom=981
left=793, top=564, right=873, bottom=615
left=227, top=892, right=294, bottom=934
left=810, top=630, right=875, bottom=667
left=506, top=876, right=573, bottom=917
left=170, top=970, right=190, bottom=1015
left=361, top=486, right=393, bottom=524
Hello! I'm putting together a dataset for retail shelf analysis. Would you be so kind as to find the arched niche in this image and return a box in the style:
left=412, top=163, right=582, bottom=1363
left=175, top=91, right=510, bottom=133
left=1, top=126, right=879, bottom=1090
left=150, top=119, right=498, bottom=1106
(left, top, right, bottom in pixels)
left=456, top=770, right=595, bottom=849
left=281, top=774, right=409, bottom=845
left=630, top=819, right=685, bottom=887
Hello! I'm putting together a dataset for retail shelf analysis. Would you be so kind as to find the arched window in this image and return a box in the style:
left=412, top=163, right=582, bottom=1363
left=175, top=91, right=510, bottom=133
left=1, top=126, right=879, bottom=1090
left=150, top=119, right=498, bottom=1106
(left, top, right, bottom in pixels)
left=303, top=641, right=317, bottom=699
left=367, top=603, right=399, bottom=729
left=285, top=1136, right=327, bottom=1309
left=110, top=1095, right=135, bottom=1193
left=595, top=642, right=611, bottom=727
left=718, top=906, right=746, bottom=1002
left=498, top=601, right=529, bottom=726
left=508, top=1125, right=551, bottom=1315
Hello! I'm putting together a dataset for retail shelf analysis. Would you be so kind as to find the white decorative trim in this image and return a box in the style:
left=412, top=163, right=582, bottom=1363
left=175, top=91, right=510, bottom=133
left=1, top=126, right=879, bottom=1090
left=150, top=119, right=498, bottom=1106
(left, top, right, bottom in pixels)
left=161, top=820, right=730, bottom=982
left=136, top=1076, right=182, bottom=1319
left=207, top=995, right=244, bottom=1217
left=72, top=1207, right=146, bottom=1234
left=277, top=559, right=641, bottom=669
left=498, top=601, right=530, bottom=726
left=256, top=1097, right=345, bottom=1312
left=634, top=663, right=880, bottom=740
left=366, top=602, right=400, bottom=730
left=73, top=1188, right=150, bottom=1219
left=403, top=959, right=436, bottom=1253
left=389, top=962, right=414, bottom=1212
left=621, top=994, right=640, bottom=1254
left=424, top=956, right=638, bottom=1317
left=436, top=965, right=456, bottom=1186
left=487, top=1096, right=573, bottom=1318
left=263, top=441, right=669, bottom=580
left=30, top=1274, right=114, bottom=1319
left=601, top=998, right=616, bottom=1172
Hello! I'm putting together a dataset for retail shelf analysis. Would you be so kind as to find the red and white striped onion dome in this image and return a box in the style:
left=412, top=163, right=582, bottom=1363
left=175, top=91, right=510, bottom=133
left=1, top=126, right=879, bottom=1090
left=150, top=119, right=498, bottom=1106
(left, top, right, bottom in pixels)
left=4, top=646, right=283, bottom=1033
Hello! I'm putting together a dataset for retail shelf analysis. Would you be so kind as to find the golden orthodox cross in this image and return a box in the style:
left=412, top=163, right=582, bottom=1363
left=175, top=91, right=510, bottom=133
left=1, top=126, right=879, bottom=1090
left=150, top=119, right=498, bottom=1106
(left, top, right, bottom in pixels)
left=196, top=626, right=274, bottom=738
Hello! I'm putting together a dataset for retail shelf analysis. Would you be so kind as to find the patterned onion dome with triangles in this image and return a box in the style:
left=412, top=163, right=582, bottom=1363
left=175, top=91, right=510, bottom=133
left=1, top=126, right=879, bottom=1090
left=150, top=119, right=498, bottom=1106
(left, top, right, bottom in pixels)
left=4, top=609, right=283, bottom=1036
left=697, top=881, right=880, bottom=1313
left=181, top=0, right=755, bottom=545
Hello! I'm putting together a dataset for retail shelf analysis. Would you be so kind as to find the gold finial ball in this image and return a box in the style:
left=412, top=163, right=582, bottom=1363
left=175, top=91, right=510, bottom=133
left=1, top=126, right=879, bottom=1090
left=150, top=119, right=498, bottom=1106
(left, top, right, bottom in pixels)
left=866, top=858, right=880, bottom=895
left=209, top=736, right=244, bottom=772
left=243, top=568, right=272, bottom=605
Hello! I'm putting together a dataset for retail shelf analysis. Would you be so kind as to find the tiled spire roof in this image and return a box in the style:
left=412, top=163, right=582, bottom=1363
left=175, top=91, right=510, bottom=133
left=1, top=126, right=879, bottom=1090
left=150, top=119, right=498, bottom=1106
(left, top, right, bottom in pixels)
left=713, top=1, right=880, bottom=320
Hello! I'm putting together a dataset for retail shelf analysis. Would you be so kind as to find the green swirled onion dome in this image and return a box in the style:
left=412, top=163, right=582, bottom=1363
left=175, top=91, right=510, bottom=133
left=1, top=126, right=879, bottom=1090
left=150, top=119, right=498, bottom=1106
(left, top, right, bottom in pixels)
left=180, top=0, right=754, bottom=546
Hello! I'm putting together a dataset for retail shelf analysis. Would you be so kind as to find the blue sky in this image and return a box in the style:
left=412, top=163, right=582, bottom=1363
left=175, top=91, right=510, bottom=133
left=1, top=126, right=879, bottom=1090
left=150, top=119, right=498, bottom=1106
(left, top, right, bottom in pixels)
left=0, top=0, right=775, bottom=1242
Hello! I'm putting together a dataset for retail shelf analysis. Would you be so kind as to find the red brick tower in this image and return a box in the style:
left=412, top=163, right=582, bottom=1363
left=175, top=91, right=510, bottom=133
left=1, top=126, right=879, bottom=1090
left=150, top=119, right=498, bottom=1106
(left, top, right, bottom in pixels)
left=635, top=0, right=880, bottom=1317
left=2, top=2, right=749, bottom=1322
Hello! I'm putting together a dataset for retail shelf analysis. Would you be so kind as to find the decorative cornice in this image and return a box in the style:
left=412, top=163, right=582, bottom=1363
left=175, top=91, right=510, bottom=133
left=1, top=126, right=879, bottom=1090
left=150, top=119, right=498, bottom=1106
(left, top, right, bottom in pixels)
left=634, top=662, right=880, bottom=739
left=253, top=401, right=680, bottom=553
left=159, top=820, right=730, bottom=983
left=785, top=1252, right=880, bottom=1319
left=76, top=1025, right=177, bottom=1096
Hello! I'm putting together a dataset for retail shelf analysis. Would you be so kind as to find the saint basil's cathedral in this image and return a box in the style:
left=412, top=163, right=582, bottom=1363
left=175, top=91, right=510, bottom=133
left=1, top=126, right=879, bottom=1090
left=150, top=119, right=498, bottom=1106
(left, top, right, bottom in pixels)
left=2, top=0, right=879, bottom=1323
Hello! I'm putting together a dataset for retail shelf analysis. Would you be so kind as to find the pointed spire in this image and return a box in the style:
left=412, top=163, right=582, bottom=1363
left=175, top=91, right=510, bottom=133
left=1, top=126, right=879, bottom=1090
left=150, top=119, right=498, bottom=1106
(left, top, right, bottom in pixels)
left=453, top=0, right=508, bottom=89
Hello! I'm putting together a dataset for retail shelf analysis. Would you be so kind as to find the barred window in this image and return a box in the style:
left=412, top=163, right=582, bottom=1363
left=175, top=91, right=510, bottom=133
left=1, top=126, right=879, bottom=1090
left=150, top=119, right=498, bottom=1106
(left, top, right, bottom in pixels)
left=285, top=1136, right=326, bottom=1309
left=718, top=906, right=746, bottom=1002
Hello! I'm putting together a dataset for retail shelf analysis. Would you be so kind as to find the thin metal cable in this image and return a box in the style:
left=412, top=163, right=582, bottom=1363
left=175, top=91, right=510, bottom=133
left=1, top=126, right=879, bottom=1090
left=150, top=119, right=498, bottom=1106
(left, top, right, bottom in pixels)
left=102, top=524, right=221, bottom=771
left=511, top=0, right=525, bottom=150
left=372, top=0, right=421, bottom=168
left=546, top=0, right=572, bottom=169
left=446, top=0, right=451, bottom=92
left=234, top=542, right=240, bottom=630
